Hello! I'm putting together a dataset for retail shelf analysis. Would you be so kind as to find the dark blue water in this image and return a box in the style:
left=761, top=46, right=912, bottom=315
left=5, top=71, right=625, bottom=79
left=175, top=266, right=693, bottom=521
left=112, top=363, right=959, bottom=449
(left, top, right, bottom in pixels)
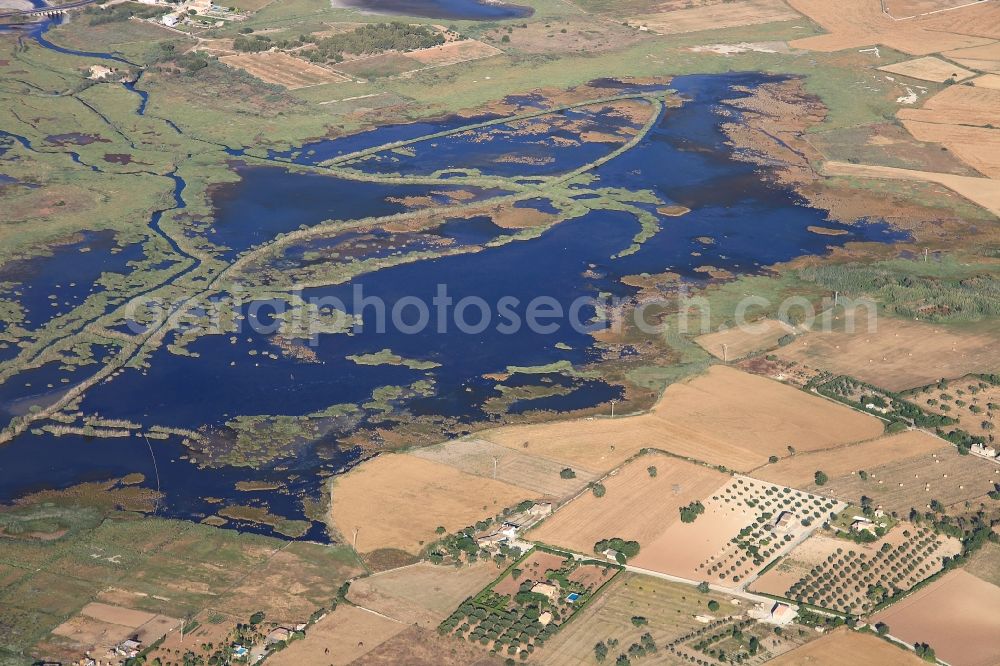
left=202, top=167, right=510, bottom=260
left=0, top=429, right=344, bottom=540
left=337, top=0, right=532, bottom=19
left=346, top=104, right=647, bottom=178
left=0, top=71, right=910, bottom=541
left=0, top=231, right=144, bottom=331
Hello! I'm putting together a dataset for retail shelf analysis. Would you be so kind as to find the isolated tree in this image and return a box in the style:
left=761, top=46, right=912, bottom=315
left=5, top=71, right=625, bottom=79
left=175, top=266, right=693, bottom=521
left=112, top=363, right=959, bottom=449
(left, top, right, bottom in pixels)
left=814, top=470, right=829, bottom=486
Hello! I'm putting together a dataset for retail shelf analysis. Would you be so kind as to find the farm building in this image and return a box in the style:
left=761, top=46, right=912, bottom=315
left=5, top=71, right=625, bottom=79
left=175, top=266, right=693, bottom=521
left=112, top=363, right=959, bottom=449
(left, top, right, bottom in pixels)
left=971, top=443, right=997, bottom=458
left=750, top=601, right=796, bottom=625
left=771, top=511, right=795, bottom=532
left=531, top=582, right=559, bottom=604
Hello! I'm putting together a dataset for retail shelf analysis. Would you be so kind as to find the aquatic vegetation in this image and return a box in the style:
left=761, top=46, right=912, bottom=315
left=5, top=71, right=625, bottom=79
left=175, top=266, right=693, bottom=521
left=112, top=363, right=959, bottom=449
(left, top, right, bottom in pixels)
left=346, top=348, right=441, bottom=370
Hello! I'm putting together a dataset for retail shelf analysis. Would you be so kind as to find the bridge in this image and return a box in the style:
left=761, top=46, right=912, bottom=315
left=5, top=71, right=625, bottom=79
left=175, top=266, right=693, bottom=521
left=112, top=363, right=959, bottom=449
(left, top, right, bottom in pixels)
left=0, top=0, right=98, bottom=19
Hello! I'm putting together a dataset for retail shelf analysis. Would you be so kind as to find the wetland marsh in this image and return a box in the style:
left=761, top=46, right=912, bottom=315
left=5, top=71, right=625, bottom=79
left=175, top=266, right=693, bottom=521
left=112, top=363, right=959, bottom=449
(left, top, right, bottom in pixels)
left=0, top=26, right=907, bottom=540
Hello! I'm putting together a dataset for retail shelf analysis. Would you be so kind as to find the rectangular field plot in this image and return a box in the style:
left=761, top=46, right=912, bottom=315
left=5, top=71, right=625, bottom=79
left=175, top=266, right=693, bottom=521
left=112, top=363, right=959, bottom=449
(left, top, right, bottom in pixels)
left=346, top=561, right=500, bottom=628
left=694, top=318, right=797, bottom=361
left=879, top=56, right=975, bottom=83
left=767, top=627, right=927, bottom=666
left=409, top=438, right=596, bottom=498
left=873, top=570, right=1000, bottom=666
left=774, top=316, right=1000, bottom=391
left=752, top=430, right=944, bottom=489
left=219, top=52, right=351, bottom=89
left=537, top=573, right=744, bottom=666
left=815, top=443, right=1000, bottom=515
left=629, top=0, right=801, bottom=35
left=750, top=524, right=961, bottom=614
left=482, top=365, right=883, bottom=474
left=437, top=548, right=620, bottom=660
left=528, top=454, right=729, bottom=557
left=631, top=477, right=845, bottom=588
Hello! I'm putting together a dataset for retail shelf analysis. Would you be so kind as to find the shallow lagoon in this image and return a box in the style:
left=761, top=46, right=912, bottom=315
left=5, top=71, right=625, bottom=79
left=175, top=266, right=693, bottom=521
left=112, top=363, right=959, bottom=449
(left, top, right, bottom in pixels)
left=0, top=72, right=909, bottom=539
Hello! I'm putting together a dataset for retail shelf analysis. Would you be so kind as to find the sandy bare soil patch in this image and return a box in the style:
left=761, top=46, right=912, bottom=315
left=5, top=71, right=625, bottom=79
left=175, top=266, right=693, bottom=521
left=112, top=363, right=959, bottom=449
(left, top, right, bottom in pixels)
left=630, top=0, right=801, bottom=35
left=352, top=625, right=501, bottom=666
left=538, top=573, right=741, bottom=666
left=775, top=312, right=1000, bottom=391
left=879, top=56, right=975, bottom=82
left=971, top=73, right=1000, bottom=89
left=767, top=627, right=927, bottom=666
left=788, top=0, right=996, bottom=54
left=752, top=430, right=944, bottom=488
left=406, top=39, right=501, bottom=67
left=268, top=604, right=406, bottom=666
left=492, top=550, right=567, bottom=598
left=347, top=561, right=500, bottom=628
left=481, top=366, right=883, bottom=474
left=528, top=454, right=729, bottom=556
left=409, top=438, right=596, bottom=498
left=874, top=570, right=1000, bottom=666
left=51, top=603, right=181, bottom=655
left=816, top=440, right=1000, bottom=514
left=329, top=454, right=533, bottom=556
left=694, top=318, right=796, bottom=361
left=219, top=52, right=350, bottom=89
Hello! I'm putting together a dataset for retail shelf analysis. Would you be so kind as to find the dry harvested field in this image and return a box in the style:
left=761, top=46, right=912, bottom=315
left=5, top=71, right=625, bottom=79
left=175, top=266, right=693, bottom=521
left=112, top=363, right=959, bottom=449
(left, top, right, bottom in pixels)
left=873, top=570, right=1000, bottom=666
left=942, top=42, right=1000, bottom=73
left=528, top=454, right=729, bottom=556
left=766, top=627, right=927, bottom=666
left=883, top=0, right=981, bottom=17
left=897, top=85, right=1000, bottom=179
left=898, top=84, right=1000, bottom=130
left=964, top=542, right=1000, bottom=587
left=631, top=477, right=843, bottom=586
left=480, top=366, right=883, bottom=474
left=751, top=430, right=944, bottom=488
left=823, top=161, right=1000, bottom=216
left=537, top=573, right=741, bottom=666
left=406, top=39, right=502, bottom=67
left=971, top=73, right=1000, bottom=88
left=219, top=52, right=350, bottom=89
left=329, top=454, right=533, bottom=556
left=750, top=524, right=961, bottom=613
left=904, top=375, right=999, bottom=438
left=409, top=438, right=597, bottom=497
left=346, top=561, right=500, bottom=628
left=629, top=0, right=801, bottom=35
left=694, top=318, right=796, bottom=361
left=774, top=315, right=1000, bottom=391
left=352, top=625, right=501, bottom=666
left=268, top=604, right=406, bottom=666
left=878, top=56, right=975, bottom=82
left=787, top=0, right=998, bottom=54
left=815, top=440, right=1000, bottom=514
